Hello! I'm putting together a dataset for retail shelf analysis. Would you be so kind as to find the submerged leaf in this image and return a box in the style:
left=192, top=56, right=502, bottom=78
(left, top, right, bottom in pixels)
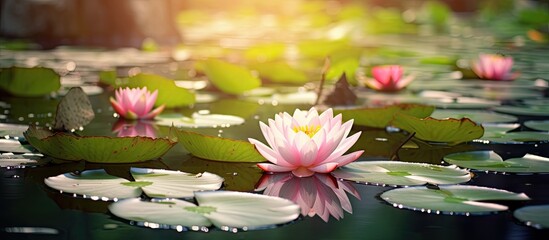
left=203, top=59, right=261, bottom=94
left=381, top=185, right=530, bottom=214
left=53, top=87, right=95, bottom=131
left=24, top=125, right=175, bottom=163
left=332, top=161, right=471, bottom=186
left=0, top=67, right=60, bottom=97
left=391, top=113, right=484, bottom=145
left=127, top=73, right=195, bottom=108
left=335, top=104, right=435, bottom=128
left=444, top=151, right=549, bottom=173
left=174, top=129, right=265, bottom=162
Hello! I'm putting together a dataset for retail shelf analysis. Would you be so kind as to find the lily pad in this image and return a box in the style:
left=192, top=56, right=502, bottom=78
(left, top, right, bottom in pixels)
left=493, top=106, right=549, bottom=117
left=335, top=104, right=435, bottom=128
left=251, top=62, right=308, bottom=84
left=391, top=113, right=485, bottom=145
left=203, top=59, right=261, bottom=94
left=430, top=110, right=517, bottom=124
left=332, top=161, right=471, bottom=186
left=0, top=67, right=61, bottom=97
left=524, top=120, right=549, bottom=131
left=156, top=112, right=245, bottom=128
left=0, top=123, right=30, bottom=138
left=108, top=191, right=300, bottom=229
left=0, top=154, right=46, bottom=168
left=477, top=131, right=549, bottom=144
left=126, top=73, right=195, bottom=108
left=174, top=129, right=265, bottom=162
left=514, top=205, right=549, bottom=229
left=481, top=123, right=521, bottom=138
left=44, top=168, right=223, bottom=199
left=24, top=125, right=175, bottom=163
left=380, top=185, right=530, bottom=215
left=444, top=151, right=549, bottom=174
left=0, top=139, right=33, bottom=153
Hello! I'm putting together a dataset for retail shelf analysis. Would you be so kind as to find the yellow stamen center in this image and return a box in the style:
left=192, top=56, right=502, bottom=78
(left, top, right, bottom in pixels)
left=293, top=125, right=320, bottom=137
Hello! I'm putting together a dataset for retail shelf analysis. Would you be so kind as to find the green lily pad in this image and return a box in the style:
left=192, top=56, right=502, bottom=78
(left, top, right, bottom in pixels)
left=335, top=104, right=435, bottom=128
left=126, top=73, right=195, bottom=108
left=203, top=59, right=261, bottom=94
left=332, top=161, right=471, bottom=186
left=481, top=123, right=520, bottom=138
left=251, top=62, right=308, bottom=84
left=24, top=125, right=175, bottom=163
left=380, top=185, right=530, bottom=215
left=174, top=129, right=265, bottom=162
left=108, top=191, right=300, bottom=230
left=514, top=205, right=549, bottom=229
left=493, top=105, right=549, bottom=117
left=244, top=43, right=286, bottom=61
left=391, top=113, right=484, bottom=145
left=326, top=58, right=360, bottom=85
left=477, top=131, right=549, bottom=144
left=45, top=168, right=223, bottom=199
left=156, top=112, right=245, bottom=128
left=430, top=110, right=517, bottom=124
left=0, top=67, right=61, bottom=97
left=444, top=151, right=549, bottom=174
left=524, top=120, right=549, bottom=131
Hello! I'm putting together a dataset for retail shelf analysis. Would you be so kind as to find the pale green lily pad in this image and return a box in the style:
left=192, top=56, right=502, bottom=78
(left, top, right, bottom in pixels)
left=332, top=161, right=471, bottom=186
left=245, top=91, right=318, bottom=105
left=24, top=125, right=175, bottom=163
left=0, top=67, right=61, bottom=97
left=430, top=110, right=517, bottom=124
left=0, top=139, right=33, bottom=153
left=481, top=123, right=520, bottom=138
left=380, top=185, right=530, bottom=215
left=335, top=104, right=435, bottom=128
left=127, top=73, right=196, bottom=108
left=391, top=113, right=485, bottom=145
left=0, top=154, right=46, bottom=168
left=174, top=129, right=265, bottom=162
left=0, top=123, right=28, bottom=138
left=156, top=112, right=245, bottom=128
left=514, top=205, right=549, bottom=229
left=524, top=120, right=549, bottom=131
left=477, top=131, right=549, bottom=144
left=251, top=62, right=308, bottom=84
left=326, top=58, right=359, bottom=85
left=493, top=106, right=549, bottom=117
left=108, top=191, right=300, bottom=230
left=44, top=168, right=223, bottom=199
left=203, top=59, right=261, bottom=94
left=444, top=151, right=549, bottom=173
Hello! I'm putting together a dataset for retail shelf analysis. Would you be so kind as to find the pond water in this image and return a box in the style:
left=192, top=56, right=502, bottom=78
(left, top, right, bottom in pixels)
left=2, top=27, right=549, bottom=240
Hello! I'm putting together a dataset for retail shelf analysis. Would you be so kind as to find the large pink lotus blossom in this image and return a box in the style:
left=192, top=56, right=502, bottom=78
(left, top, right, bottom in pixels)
left=112, top=119, right=157, bottom=138
left=110, top=87, right=165, bottom=120
left=255, top=173, right=360, bottom=222
left=362, top=65, right=414, bottom=92
left=249, top=108, right=363, bottom=177
left=472, top=53, right=518, bottom=81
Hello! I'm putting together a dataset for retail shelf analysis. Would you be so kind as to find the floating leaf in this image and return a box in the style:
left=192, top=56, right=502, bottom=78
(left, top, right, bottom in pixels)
left=24, top=125, right=175, bottom=163
left=493, top=105, right=549, bottom=117
left=0, top=123, right=30, bottom=138
left=244, top=43, right=286, bottom=61
left=380, top=185, right=530, bottom=215
left=108, top=191, right=300, bottom=229
left=44, top=168, right=223, bottom=199
left=203, top=59, right=261, bottom=94
left=156, top=112, right=245, bottom=128
left=326, top=58, right=359, bottom=85
left=53, top=87, right=95, bottom=131
left=0, top=67, right=60, bottom=97
left=174, top=129, right=265, bottom=162
left=430, top=110, right=517, bottom=124
left=444, top=151, right=549, bottom=173
left=391, top=113, right=484, bottom=145
left=335, top=104, right=435, bottom=128
left=477, top=131, right=549, bottom=144
left=481, top=123, right=520, bottom=138
left=0, top=154, right=46, bottom=168
left=126, top=73, right=195, bottom=108
left=524, top=120, right=549, bottom=132
left=0, top=139, right=33, bottom=153
left=514, top=205, right=549, bottom=229
left=251, top=62, right=308, bottom=84
left=332, top=161, right=471, bottom=186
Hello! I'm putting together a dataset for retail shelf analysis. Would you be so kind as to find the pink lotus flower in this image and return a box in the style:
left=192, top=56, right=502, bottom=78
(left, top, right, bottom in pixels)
left=110, top=87, right=165, bottom=120
left=361, top=65, right=414, bottom=92
left=472, top=53, right=518, bottom=81
left=112, top=119, right=157, bottom=138
left=248, top=108, right=363, bottom=177
left=255, top=173, right=360, bottom=222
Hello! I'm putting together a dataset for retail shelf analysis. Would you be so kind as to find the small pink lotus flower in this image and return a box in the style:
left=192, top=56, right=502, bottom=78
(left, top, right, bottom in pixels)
left=255, top=173, right=360, bottom=222
left=112, top=119, right=157, bottom=138
left=472, top=53, right=518, bottom=81
left=363, top=65, right=414, bottom=92
left=248, top=108, right=363, bottom=178
left=110, top=87, right=165, bottom=120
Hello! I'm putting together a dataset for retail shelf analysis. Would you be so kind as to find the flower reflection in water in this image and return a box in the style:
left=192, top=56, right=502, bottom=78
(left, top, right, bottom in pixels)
left=255, top=173, right=360, bottom=222
left=112, top=119, right=157, bottom=138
